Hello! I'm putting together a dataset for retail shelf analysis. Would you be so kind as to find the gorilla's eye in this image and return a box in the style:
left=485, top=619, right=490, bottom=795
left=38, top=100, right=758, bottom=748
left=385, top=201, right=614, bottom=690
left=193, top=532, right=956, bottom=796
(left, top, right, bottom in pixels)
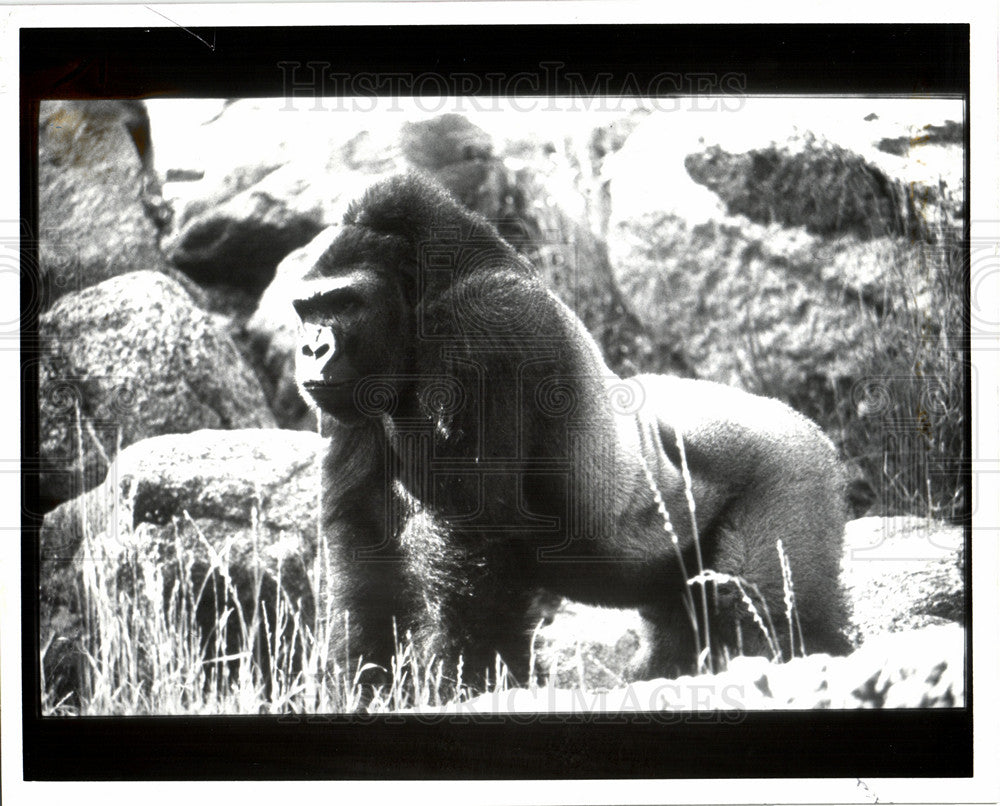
left=331, top=295, right=362, bottom=316
left=326, top=292, right=362, bottom=315
left=295, top=290, right=365, bottom=324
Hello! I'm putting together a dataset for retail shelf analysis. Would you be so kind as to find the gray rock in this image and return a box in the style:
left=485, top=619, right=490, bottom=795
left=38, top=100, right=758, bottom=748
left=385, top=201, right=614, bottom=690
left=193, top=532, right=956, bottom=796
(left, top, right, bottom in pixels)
left=165, top=187, right=326, bottom=291
left=604, top=105, right=964, bottom=470
left=684, top=138, right=928, bottom=241
left=610, top=210, right=928, bottom=391
left=841, top=516, right=965, bottom=646
left=38, top=100, right=172, bottom=304
left=38, top=271, right=276, bottom=506
left=40, top=428, right=327, bottom=708
left=532, top=601, right=642, bottom=691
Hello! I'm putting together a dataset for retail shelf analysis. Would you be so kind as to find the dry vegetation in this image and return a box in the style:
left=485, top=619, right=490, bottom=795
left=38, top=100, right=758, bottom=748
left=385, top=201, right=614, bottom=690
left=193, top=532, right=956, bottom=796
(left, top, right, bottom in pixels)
left=832, top=214, right=965, bottom=520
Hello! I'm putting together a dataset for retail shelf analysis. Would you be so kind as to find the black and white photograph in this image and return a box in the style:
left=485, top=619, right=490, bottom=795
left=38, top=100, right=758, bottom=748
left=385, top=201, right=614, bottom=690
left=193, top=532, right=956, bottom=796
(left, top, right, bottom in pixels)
left=36, top=93, right=969, bottom=717
left=6, top=8, right=994, bottom=800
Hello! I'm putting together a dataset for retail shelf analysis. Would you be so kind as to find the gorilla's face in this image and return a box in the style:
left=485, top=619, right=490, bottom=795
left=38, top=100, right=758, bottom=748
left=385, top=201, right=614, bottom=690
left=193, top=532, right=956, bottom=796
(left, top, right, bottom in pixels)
left=292, top=263, right=412, bottom=423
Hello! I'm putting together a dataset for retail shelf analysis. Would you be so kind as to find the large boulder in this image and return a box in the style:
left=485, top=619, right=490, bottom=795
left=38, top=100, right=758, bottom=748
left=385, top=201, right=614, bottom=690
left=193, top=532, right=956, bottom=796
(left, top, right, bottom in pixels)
left=841, top=516, right=965, bottom=646
left=604, top=100, right=965, bottom=516
left=165, top=187, right=326, bottom=292
left=38, top=100, right=173, bottom=306
left=38, top=271, right=276, bottom=508
left=40, top=428, right=326, bottom=709
left=605, top=104, right=963, bottom=402
left=608, top=209, right=928, bottom=401
left=683, top=138, right=928, bottom=241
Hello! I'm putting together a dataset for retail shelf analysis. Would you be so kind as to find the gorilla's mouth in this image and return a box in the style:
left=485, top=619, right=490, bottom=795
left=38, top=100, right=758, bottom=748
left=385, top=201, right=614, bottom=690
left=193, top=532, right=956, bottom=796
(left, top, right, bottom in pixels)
left=302, top=380, right=362, bottom=415
left=302, top=380, right=353, bottom=391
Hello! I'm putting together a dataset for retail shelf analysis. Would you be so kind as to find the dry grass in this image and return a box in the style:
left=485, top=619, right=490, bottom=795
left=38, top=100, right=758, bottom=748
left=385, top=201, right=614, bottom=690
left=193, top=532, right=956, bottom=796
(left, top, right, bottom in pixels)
left=834, top=219, right=965, bottom=520
left=40, top=482, right=504, bottom=715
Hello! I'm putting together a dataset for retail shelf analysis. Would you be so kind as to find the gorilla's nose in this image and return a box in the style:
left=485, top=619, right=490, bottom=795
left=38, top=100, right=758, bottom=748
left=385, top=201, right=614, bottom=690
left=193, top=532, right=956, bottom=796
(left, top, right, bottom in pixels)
left=302, top=327, right=335, bottom=360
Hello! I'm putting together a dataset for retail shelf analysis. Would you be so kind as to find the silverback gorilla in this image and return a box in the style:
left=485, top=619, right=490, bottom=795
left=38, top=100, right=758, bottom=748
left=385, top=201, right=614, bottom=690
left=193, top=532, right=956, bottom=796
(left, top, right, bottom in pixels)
left=293, top=174, right=849, bottom=690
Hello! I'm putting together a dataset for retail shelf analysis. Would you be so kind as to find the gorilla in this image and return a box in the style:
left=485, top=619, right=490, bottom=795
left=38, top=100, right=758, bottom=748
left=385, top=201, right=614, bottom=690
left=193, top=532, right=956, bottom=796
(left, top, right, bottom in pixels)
left=292, top=174, right=849, bottom=691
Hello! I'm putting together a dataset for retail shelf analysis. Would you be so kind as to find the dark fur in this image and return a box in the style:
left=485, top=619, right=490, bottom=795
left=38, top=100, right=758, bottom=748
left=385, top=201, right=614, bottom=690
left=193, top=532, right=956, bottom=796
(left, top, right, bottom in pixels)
left=296, top=174, right=849, bottom=689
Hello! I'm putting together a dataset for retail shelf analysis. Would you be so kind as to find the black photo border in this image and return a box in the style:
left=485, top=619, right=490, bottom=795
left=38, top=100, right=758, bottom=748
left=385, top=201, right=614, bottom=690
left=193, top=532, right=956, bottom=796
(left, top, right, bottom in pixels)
left=20, top=22, right=973, bottom=782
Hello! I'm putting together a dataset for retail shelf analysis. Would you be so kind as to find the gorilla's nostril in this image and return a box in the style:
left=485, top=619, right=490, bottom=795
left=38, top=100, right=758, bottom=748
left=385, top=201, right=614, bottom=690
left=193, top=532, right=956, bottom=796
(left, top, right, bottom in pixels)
left=301, top=345, right=313, bottom=357
left=314, top=343, right=330, bottom=359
